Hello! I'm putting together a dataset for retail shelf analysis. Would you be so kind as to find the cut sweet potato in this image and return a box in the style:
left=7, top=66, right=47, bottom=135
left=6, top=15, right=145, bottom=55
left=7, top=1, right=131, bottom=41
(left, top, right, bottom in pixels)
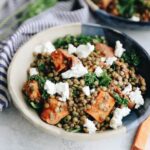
left=51, top=49, right=79, bottom=72
left=95, top=43, right=114, bottom=57
left=101, top=0, right=112, bottom=9
left=85, top=91, right=115, bottom=123
left=51, top=50, right=66, bottom=72
left=23, top=80, right=41, bottom=102
left=40, top=98, right=69, bottom=125
left=131, top=116, right=150, bottom=150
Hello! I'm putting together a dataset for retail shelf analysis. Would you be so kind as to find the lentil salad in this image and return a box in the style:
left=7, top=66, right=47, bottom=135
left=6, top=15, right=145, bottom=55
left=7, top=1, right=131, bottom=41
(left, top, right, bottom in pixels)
left=93, top=0, right=150, bottom=22
left=22, top=34, right=146, bottom=133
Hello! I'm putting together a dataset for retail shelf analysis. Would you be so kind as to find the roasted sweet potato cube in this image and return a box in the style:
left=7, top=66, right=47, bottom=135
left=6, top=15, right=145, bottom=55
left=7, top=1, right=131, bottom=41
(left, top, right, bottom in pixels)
left=40, top=98, right=69, bottom=125
left=85, top=91, right=115, bottom=123
left=23, top=80, right=41, bottom=102
left=51, top=49, right=79, bottom=72
left=95, top=43, right=114, bottom=57
left=51, top=50, right=67, bottom=72
left=101, top=0, right=112, bottom=9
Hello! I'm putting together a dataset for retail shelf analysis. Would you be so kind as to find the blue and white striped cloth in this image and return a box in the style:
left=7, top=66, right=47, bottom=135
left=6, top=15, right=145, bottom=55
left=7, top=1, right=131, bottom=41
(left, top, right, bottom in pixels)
left=0, top=0, right=96, bottom=111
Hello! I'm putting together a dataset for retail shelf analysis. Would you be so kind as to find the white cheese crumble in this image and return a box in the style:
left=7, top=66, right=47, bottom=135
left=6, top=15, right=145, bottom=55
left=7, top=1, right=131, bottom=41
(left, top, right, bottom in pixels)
left=115, top=41, right=125, bottom=58
left=34, top=41, right=55, bottom=54
left=76, top=43, right=94, bottom=58
left=100, top=57, right=106, bottom=62
left=82, top=86, right=91, bottom=97
left=110, top=107, right=131, bottom=129
left=42, top=41, right=55, bottom=53
left=122, top=84, right=132, bottom=95
left=105, top=57, right=117, bottom=66
left=130, top=16, right=140, bottom=22
left=44, top=80, right=56, bottom=95
left=67, top=43, right=94, bottom=58
left=61, top=62, right=88, bottom=79
left=128, top=87, right=144, bottom=109
left=68, top=44, right=77, bottom=54
left=84, top=118, right=97, bottom=134
left=90, top=88, right=95, bottom=93
left=44, top=80, right=69, bottom=102
left=29, top=68, right=39, bottom=76
left=55, top=82, right=69, bottom=102
left=94, top=66, right=103, bottom=77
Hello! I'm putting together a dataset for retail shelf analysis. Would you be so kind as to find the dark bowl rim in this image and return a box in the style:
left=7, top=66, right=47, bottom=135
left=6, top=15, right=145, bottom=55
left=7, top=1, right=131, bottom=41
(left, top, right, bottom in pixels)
left=97, top=9, right=150, bottom=25
left=86, top=0, right=150, bottom=26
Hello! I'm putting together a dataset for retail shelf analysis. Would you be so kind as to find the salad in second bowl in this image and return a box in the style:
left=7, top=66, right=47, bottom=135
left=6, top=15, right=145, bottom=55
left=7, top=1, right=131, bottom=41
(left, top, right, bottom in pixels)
left=22, top=34, right=146, bottom=134
left=93, top=0, right=150, bottom=22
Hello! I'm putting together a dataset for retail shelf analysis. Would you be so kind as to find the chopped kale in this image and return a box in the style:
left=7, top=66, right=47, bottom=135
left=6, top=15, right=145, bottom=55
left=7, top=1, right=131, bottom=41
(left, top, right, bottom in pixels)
left=38, top=63, right=45, bottom=72
left=54, top=34, right=105, bottom=49
left=29, top=75, right=47, bottom=90
left=84, top=72, right=112, bottom=88
left=69, top=127, right=81, bottom=133
left=113, top=93, right=128, bottom=106
left=122, top=50, right=140, bottom=66
left=98, top=72, right=112, bottom=87
left=84, top=73, right=97, bottom=88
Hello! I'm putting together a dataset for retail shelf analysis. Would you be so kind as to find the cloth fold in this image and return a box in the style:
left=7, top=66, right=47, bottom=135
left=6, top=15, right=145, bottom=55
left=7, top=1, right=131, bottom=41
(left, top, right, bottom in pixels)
left=0, top=0, right=96, bottom=111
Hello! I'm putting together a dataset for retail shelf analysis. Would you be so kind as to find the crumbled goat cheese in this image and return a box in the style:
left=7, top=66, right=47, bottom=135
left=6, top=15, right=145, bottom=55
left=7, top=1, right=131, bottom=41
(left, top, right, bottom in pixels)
left=130, top=16, right=140, bottom=22
left=90, top=88, right=95, bottom=93
left=94, top=66, right=103, bottom=77
left=34, top=41, right=55, bottom=54
left=84, top=118, right=97, bottom=134
left=82, top=86, right=91, bottom=97
left=42, top=41, right=55, bottom=53
left=105, top=57, right=117, bottom=65
left=129, top=87, right=144, bottom=109
left=68, top=44, right=77, bottom=54
left=55, top=82, right=69, bottom=102
left=115, top=41, right=125, bottom=58
left=44, top=81, right=69, bottom=102
left=29, top=68, right=39, bottom=76
left=122, top=84, right=132, bottom=95
left=76, top=43, right=94, bottom=58
left=110, top=107, right=131, bottom=129
left=67, top=43, right=94, bottom=58
left=61, top=62, right=88, bottom=79
left=100, top=57, right=106, bottom=62
left=44, top=80, right=56, bottom=95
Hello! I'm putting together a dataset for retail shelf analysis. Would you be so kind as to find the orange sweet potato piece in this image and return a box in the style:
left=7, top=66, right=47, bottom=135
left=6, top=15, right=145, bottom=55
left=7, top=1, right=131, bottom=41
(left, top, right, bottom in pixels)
left=85, top=91, right=115, bottom=123
left=40, top=98, right=69, bottom=125
left=51, top=49, right=79, bottom=72
left=95, top=43, right=114, bottom=57
left=60, top=49, right=80, bottom=65
left=23, top=80, right=41, bottom=102
left=51, top=50, right=67, bottom=72
left=101, top=0, right=112, bottom=9
left=131, top=116, right=150, bottom=150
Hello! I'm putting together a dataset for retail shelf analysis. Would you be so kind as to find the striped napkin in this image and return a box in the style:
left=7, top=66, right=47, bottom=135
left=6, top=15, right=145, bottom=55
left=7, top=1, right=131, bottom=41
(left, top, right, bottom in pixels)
left=0, top=0, right=96, bottom=111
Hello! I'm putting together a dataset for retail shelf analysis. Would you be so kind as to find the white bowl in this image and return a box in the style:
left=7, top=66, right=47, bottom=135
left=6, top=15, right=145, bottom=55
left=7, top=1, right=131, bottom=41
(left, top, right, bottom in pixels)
left=8, top=23, right=127, bottom=141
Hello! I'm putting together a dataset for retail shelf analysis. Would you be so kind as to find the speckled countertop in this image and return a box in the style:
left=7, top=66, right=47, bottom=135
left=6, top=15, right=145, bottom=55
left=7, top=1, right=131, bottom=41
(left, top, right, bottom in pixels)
left=0, top=29, right=150, bottom=150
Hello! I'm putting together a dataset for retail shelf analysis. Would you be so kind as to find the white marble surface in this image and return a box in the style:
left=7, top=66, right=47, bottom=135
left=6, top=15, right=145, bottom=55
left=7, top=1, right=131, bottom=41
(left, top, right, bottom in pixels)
left=0, top=29, right=150, bottom=150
